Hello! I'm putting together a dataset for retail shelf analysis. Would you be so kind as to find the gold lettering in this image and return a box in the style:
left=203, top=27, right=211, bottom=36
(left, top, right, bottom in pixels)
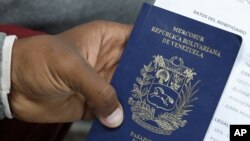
left=182, top=38, right=221, bottom=57
left=172, top=26, right=205, bottom=42
left=152, top=26, right=221, bottom=58
left=152, top=26, right=182, bottom=42
left=170, top=40, right=204, bottom=58
left=162, top=38, right=171, bottom=44
left=130, top=131, right=152, bottom=141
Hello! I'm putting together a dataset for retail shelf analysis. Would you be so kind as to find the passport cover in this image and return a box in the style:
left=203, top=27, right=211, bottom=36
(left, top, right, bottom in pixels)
left=86, top=3, right=242, bottom=141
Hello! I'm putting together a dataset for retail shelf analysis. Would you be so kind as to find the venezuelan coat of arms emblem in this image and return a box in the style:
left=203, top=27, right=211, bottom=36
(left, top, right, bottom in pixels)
left=128, top=55, right=201, bottom=135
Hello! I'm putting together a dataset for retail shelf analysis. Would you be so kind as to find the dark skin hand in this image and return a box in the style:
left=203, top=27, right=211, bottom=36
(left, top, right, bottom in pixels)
left=9, top=21, right=131, bottom=128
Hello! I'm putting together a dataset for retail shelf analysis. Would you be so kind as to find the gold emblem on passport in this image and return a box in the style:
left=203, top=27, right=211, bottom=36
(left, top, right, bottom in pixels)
left=128, top=55, right=200, bottom=135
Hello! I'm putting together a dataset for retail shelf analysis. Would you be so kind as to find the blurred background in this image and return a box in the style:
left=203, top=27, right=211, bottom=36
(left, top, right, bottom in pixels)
left=1, top=0, right=155, bottom=34
left=1, top=0, right=154, bottom=141
left=64, top=121, right=92, bottom=141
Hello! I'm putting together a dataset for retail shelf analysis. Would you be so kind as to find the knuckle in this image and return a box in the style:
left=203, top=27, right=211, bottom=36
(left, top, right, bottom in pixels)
left=53, top=50, right=80, bottom=72
left=90, top=20, right=113, bottom=34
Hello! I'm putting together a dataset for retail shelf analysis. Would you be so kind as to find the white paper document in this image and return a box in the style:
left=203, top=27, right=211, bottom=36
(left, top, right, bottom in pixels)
left=154, top=0, right=250, bottom=140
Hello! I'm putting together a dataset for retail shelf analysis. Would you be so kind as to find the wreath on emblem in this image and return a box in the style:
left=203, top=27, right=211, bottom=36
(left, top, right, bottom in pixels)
left=128, top=55, right=201, bottom=135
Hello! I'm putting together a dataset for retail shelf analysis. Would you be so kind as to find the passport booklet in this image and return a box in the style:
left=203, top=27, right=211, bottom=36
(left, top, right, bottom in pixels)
left=86, top=3, right=242, bottom=141
left=154, top=0, right=250, bottom=140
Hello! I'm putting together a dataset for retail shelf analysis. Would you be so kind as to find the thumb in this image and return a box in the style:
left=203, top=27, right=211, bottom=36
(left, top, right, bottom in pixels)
left=67, top=55, right=123, bottom=128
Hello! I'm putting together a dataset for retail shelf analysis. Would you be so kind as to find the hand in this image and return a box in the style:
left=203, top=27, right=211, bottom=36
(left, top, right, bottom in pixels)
left=9, top=21, right=131, bottom=128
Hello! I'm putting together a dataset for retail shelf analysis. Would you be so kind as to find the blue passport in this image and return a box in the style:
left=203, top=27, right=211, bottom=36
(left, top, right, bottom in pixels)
left=86, top=3, right=242, bottom=141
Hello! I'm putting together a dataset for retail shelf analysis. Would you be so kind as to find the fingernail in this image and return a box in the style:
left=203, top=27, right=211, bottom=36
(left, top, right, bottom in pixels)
left=103, top=106, right=123, bottom=128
